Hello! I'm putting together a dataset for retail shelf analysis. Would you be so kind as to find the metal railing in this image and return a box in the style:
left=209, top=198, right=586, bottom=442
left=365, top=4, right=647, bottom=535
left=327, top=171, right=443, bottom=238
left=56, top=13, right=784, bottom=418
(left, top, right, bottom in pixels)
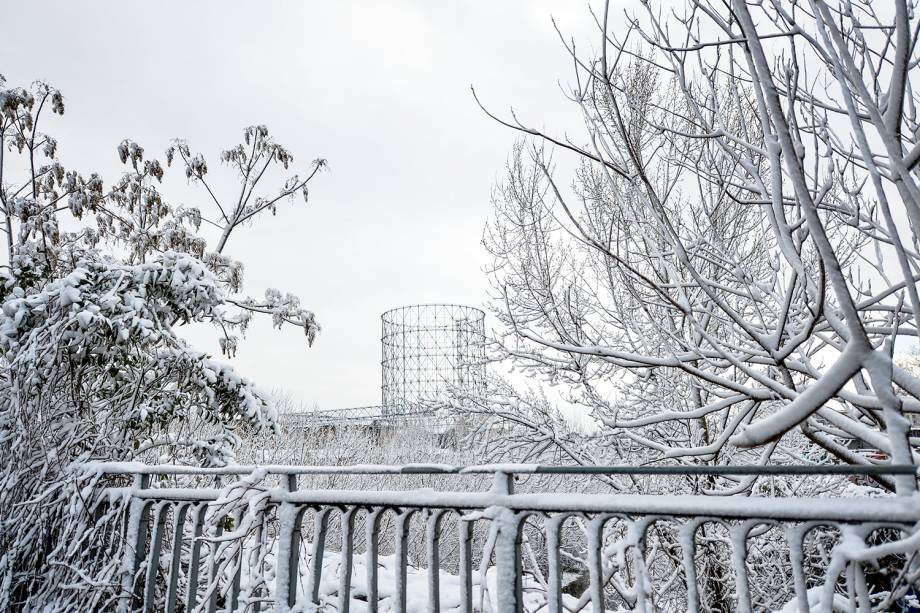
left=280, top=405, right=449, bottom=427
left=281, top=405, right=391, bottom=426
left=84, top=463, right=920, bottom=613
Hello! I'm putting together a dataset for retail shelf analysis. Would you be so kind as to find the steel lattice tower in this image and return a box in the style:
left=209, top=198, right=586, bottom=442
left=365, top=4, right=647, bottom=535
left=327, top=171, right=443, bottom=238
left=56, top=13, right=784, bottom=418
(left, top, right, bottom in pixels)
left=381, top=304, right=486, bottom=415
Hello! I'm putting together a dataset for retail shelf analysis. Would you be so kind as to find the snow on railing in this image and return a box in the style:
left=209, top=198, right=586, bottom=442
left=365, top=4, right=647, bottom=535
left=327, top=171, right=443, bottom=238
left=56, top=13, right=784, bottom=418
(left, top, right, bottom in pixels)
left=82, top=463, right=920, bottom=613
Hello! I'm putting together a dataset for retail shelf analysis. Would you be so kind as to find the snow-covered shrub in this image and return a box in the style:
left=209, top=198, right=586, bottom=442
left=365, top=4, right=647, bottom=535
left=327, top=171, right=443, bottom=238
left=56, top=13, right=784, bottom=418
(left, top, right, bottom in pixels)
left=472, top=0, right=920, bottom=494
left=461, top=0, right=920, bottom=605
left=0, top=75, right=324, bottom=609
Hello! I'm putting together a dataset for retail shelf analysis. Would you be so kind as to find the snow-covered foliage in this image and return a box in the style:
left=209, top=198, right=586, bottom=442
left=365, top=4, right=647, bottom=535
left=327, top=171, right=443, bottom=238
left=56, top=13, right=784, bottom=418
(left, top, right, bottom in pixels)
left=471, top=0, right=920, bottom=496
left=0, top=74, right=324, bottom=609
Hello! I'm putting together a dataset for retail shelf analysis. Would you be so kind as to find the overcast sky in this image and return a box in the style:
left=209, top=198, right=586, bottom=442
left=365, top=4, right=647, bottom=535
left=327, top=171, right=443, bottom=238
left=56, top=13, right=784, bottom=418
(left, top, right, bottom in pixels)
left=2, top=1, right=611, bottom=410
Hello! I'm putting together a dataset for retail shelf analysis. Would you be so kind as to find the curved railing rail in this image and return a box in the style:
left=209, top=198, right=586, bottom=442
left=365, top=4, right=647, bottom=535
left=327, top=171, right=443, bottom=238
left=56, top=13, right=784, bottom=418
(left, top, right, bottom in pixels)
left=81, top=463, right=920, bottom=613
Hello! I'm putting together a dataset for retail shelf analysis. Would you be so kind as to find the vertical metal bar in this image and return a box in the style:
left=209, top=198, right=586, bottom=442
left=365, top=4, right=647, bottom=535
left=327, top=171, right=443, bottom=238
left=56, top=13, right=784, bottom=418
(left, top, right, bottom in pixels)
left=165, top=503, right=190, bottom=613
left=275, top=502, right=306, bottom=612
left=492, top=471, right=514, bottom=496
left=89, top=495, right=112, bottom=580
left=308, top=507, right=332, bottom=605
left=495, top=509, right=523, bottom=613
left=544, top=515, right=564, bottom=613
left=143, top=502, right=170, bottom=612
left=458, top=515, right=474, bottom=613
left=338, top=507, right=357, bottom=613
left=730, top=523, right=753, bottom=613
left=628, top=517, right=652, bottom=613
left=491, top=471, right=520, bottom=613
left=185, top=504, right=208, bottom=613
left=587, top=515, right=606, bottom=613
left=250, top=508, right=267, bottom=613
left=846, top=559, right=857, bottom=608
left=166, top=503, right=191, bottom=613
left=854, top=559, right=871, bottom=613
left=848, top=525, right=871, bottom=613
left=119, top=473, right=151, bottom=613
left=366, top=508, right=383, bottom=613
left=394, top=509, right=415, bottom=613
left=227, top=509, right=244, bottom=613
left=679, top=519, right=702, bottom=613
left=785, top=524, right=810, bottom=613
left=276, top=475, right=304, bottom=611
left=426, top=510, right=445, bottom=613
left=206, top=509, right=226, bottom=613
left=275, top=504, right=294, bottom=612
left=630, top=518, right=654, bottom=613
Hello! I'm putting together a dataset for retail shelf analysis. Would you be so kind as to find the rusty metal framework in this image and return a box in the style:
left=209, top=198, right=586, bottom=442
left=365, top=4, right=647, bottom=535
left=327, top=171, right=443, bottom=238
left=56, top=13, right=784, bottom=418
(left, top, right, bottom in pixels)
left=380, top=304, right=486, bottom=416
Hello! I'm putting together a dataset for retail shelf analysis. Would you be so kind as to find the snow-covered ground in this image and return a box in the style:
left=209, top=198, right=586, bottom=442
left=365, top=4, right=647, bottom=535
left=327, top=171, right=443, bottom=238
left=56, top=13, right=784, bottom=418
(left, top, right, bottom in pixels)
left=250, top=551, right=619, bottom=613
left=252, top=550, right=838, bottom=613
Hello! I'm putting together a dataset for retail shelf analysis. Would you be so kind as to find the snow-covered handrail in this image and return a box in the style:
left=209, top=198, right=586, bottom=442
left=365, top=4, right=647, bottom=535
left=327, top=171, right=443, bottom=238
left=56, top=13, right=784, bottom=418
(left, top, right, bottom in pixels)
left=81, top=461, right=920, bottom=477
left=83, top=464, right=920, bottom=613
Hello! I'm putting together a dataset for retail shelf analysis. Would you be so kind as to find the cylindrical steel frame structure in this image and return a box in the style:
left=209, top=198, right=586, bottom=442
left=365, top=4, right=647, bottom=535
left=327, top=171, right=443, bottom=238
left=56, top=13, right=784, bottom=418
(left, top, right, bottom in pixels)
left=381, top=304, right=486, bottom=415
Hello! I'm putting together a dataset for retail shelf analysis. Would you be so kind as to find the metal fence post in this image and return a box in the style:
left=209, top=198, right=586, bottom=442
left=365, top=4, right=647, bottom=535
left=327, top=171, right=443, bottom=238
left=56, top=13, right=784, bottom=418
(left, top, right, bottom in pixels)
left=731, top=523, right=754, bottom=613
left=227, top=509, right=244, bottom=613
left=494, top=508, right=523, bottom=613
left=458, top=514, right=474, bottom=613
left=426, top=509, right=446, bottom=613
left=394, top=508, right=416, bottom=613
left=276, top=475, right=305, bottom=612
left=338, top=507, right=357, bottom=613
left=680, top=519, right=704, bottom=613
left=307, top=507, right=332, bottom=605
left=164, top=503, right=190, bottom=613
left=492, top=472, right=522, bottom=613
left=205, top=507, right=225, bottom=613
left=366, top=508, right=384, bottom=613
left=119, top=473, right=151, bottom=613
left=143, top=502, right=169, bottom=612
left=185, top=504, right=208, bottom=612
left=544, top=514, right=565, bottom=613
left=587, top=515, right=607, bottom=613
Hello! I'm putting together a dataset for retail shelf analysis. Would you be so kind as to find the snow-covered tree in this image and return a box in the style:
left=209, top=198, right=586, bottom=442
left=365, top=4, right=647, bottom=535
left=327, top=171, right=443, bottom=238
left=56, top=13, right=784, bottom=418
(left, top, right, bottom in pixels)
left=472, top=0, right=920, bottom=496
left=0, top=75, right=324, bottom=608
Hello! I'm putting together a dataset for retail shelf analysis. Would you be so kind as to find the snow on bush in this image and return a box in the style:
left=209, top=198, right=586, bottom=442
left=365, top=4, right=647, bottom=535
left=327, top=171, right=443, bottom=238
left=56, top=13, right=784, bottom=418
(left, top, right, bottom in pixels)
left=466, top=0, right=920, bottom=498
left=0, top=73, right=324, bottom=609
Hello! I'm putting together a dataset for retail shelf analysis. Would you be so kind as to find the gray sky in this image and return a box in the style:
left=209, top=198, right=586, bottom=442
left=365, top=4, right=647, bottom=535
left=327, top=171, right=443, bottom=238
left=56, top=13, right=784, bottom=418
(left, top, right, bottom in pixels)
left=1, top=1, right=602, bottom=409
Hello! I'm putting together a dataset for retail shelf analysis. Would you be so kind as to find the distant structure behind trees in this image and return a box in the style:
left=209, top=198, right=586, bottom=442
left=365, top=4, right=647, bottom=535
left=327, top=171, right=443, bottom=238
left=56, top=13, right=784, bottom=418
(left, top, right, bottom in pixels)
left=284, top=303, right=486, bottom=428
left=381, top=304, right=486, bottom=415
